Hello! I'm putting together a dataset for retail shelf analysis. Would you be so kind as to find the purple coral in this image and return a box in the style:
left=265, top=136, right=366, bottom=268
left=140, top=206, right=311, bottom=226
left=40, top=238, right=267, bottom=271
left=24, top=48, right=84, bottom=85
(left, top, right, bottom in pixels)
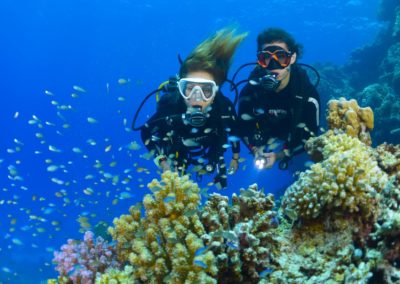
left=53, top=231, right=120, bottom=284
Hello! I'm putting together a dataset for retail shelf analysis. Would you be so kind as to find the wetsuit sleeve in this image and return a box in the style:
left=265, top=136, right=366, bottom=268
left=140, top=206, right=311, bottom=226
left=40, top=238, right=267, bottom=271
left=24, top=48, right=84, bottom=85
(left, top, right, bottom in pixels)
left=238, top=83, right=258, bottom=150
left=289, top=84, right=321, bottom=156
left=140, top=111, right=171, bottom=157
left=140, top=95, right=180, bottom=157
left=223, top=98, right=241, bottom=154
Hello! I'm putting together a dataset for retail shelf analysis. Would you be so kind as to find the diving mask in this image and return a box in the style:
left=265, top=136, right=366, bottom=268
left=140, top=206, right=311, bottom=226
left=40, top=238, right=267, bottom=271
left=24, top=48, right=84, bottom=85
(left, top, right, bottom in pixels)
left=178, top=78, right=218, bottom=102
left=257, top=46, right=292, bottom=70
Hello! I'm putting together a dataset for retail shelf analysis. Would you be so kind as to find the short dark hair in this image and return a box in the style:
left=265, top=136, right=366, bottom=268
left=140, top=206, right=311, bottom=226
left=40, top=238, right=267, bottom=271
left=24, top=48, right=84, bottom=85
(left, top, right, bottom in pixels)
left=257, top=28, right=303, bottom=57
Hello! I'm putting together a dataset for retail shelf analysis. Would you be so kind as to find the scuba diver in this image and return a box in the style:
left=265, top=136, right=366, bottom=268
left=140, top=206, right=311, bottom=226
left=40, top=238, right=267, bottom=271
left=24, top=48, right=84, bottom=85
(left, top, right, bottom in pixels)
left=238, top=28, right=320, bottom=170
left=137, top=28, right=247, bottom=189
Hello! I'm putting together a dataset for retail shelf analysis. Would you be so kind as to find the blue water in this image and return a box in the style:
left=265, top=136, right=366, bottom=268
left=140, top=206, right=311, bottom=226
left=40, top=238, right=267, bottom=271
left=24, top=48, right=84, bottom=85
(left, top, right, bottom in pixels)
left=0, top=0, right=382, bottom=282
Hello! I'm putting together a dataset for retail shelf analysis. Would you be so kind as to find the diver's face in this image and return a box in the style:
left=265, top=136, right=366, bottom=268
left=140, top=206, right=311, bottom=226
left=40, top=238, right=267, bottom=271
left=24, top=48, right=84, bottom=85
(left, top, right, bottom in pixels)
left=261, top=41, right=297, bottom=92
left=184, top=71, right=216, bottom=111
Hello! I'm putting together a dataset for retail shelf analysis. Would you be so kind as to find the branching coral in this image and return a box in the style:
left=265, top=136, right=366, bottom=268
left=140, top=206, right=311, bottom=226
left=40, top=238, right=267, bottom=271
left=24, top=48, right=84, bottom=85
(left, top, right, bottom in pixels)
left=95, top=265, right=135, bottom=284
left=52, top=231, right=120, bottom=284
left=326, top=98, right=374, bottom=145
left=108, top=171, right=217, bottom=284
left=200, top=184, right=279, bottom=283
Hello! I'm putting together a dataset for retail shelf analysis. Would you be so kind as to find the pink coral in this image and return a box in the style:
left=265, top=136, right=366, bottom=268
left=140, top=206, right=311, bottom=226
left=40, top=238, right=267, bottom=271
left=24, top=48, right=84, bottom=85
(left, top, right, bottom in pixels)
left=53, top=231, right=120, bottom=284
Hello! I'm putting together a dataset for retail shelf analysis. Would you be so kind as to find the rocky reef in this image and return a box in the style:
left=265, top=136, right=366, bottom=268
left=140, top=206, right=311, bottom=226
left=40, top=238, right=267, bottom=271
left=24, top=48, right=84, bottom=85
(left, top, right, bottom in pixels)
left=49, top=98, right=400, bottom=283
left=316, top=0, right=400, bottom=145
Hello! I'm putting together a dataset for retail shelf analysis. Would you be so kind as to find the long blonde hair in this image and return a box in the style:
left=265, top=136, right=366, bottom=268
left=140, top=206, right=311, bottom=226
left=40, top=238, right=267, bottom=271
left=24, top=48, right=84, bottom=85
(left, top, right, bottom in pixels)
left=179, top=28, right=248, bottom=85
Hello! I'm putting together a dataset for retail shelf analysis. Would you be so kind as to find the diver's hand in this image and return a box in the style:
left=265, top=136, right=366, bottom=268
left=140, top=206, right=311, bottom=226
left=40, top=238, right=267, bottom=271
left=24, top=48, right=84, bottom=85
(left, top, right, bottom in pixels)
left=160, top=160, right=171, bottom=172
left=254, top=150, right=277, bottom=170
left=262, top=152, right=277, bottom=169
left=228, top=158, right=239, bottom=174
left=251, top=145, right=265, bottom=157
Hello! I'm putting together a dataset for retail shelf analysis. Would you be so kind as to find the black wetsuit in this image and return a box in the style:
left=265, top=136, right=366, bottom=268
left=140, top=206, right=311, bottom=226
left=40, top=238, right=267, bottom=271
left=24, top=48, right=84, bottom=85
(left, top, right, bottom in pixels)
left=140, top=87, right=240, bottom=187
left=238, top=64, right=320, bottom=158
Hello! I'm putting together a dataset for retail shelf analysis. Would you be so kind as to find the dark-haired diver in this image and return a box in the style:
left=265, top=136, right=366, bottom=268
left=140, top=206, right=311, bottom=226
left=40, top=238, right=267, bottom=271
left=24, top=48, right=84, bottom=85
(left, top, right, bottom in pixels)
left=238, top=28, right=321, bottom=170
left=139, top=29, right=247, bottom=189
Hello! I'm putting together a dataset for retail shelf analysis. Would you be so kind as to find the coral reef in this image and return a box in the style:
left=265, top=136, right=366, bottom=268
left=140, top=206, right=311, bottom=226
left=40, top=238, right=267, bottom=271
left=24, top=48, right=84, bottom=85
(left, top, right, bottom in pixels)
left=315, top=1, right=400, bottom=145
left=326, top=98, right=374, bottom=145
left=95, top=266, right=135, bottom=284
left=52, top=231, right=120, bottom=284
left=375, top=143, right=400, bottom=179
left=108, top=171, right=217, bottom=283
left=284, top=130, right=388, bottom=221
left=369, top=143, right=400, bottom=284
left=49, top=96, right=400, bottom=283
left=266, top=221, right=380, bottom=283
left=200, top=184, right=279, bottom=283
left=356, top=84, right=400, bottom=144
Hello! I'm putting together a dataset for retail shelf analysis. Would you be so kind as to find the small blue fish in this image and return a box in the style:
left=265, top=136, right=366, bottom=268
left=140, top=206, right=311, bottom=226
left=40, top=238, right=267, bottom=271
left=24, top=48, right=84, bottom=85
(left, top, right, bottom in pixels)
left=270, top=216, right=279, bottom=227
left=194, top=246, right=209, bottom=256
left=255, top=108, right=265, bottom=114
left=119, top=191, right=134, bottom=200
left=259, top=267, right=273, bottom=278
left=193, top=260, right=208, bottom=269
left=228, top=136, right=241, bottom=143
left=163, top=196, right=176, bottom=203
left=68, top=264, right=82, bottom=276
left=43, top=207, right=55, bottom=215
left=226, top=241, right=238, bottom=250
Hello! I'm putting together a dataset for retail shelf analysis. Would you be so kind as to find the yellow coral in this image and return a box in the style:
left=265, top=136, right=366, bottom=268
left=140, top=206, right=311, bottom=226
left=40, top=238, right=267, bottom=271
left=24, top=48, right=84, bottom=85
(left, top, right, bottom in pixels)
left=95, top=265, right=135, bottom=284
left=327, top=98, right=374, bottom=145
left=283, top=132, right=388, bottom=220
left=108, top=172, right=217, bottom=283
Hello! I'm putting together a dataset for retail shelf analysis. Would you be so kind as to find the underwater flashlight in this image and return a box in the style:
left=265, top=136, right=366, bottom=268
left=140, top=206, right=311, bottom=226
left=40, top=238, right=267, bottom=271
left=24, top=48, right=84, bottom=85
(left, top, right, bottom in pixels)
left=255, top=157, right=267, bottom=170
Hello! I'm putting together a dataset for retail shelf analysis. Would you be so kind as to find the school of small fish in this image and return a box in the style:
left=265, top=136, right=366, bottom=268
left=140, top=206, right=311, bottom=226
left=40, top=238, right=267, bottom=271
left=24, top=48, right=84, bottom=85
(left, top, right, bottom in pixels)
left=0, top=81, right=155, bottom=279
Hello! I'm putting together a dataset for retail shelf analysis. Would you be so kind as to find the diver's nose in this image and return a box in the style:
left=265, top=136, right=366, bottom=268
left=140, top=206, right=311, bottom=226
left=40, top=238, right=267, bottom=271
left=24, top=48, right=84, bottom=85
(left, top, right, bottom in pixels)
left=192, top=89, right=203, bottom=101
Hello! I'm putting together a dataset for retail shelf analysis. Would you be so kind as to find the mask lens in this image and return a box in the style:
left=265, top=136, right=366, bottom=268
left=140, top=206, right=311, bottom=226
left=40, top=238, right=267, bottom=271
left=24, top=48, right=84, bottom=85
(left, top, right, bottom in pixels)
left=274, top=50, right=291, bottom=66
left=257, top=48, right=291, bottom=69
left=199, top=83, right=213, bottom=98
left=178, top=78, right=218, bottom=101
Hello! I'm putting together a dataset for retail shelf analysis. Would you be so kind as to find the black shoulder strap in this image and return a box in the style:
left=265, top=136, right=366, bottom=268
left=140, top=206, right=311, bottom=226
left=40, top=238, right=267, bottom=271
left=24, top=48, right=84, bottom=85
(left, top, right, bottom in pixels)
left=165, top=75, right=179, bottom=93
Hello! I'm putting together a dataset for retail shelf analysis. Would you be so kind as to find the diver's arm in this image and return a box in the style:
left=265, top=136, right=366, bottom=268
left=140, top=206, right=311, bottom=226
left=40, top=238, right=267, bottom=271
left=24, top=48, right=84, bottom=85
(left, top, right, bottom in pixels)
left=140, top=116, right=165, bottom=154
left=224, top=98, right=241, bottom=173
left=224, top=97, right=241, bottom=155
left=304, top=87, right=320, bottom=137
left=238, top=84, right=258, bottom=150
left=287, top=86, right=321, bottom=158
